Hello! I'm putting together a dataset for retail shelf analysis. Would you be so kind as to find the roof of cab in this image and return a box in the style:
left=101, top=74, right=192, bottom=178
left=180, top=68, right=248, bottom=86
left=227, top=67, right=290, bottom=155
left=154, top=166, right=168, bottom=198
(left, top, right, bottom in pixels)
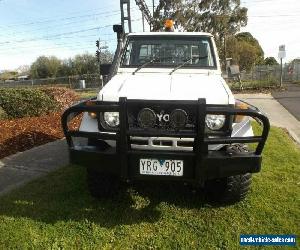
left=127, top=32, right=213, bottom=37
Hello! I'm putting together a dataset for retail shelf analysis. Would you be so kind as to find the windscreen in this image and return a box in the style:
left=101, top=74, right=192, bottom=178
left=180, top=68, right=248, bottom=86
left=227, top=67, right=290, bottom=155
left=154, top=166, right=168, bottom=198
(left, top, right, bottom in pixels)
left=121, top=35, right=216, bottom=68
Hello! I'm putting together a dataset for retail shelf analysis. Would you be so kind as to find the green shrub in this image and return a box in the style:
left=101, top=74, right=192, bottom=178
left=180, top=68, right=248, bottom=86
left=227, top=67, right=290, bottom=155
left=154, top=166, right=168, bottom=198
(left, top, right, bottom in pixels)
left=0, top=106, right=8, bottom=120
left=0, top=88, right=57, bottom=118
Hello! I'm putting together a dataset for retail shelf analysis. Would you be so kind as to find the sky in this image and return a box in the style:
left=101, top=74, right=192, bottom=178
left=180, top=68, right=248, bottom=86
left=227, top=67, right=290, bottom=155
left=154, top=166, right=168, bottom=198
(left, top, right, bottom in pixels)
left=0, top=0, right=299, bottom=71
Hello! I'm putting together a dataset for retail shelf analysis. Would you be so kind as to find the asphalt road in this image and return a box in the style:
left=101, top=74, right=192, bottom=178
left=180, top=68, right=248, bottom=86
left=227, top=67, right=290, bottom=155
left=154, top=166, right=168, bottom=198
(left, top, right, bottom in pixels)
left=272, top=84, right=300, bottom=121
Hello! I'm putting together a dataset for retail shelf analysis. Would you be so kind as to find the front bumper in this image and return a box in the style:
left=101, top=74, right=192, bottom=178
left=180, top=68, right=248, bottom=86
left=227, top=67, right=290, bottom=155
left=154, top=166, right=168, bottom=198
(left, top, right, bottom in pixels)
left=61, top=98, right=270, bottom=183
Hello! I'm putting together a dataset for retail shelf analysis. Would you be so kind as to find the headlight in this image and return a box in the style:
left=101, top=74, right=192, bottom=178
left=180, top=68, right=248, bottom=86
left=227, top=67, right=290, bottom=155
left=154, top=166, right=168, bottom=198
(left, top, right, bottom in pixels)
left=103, top=112, right=119, bottom=127
left=205, top=114, right=226, bottom=130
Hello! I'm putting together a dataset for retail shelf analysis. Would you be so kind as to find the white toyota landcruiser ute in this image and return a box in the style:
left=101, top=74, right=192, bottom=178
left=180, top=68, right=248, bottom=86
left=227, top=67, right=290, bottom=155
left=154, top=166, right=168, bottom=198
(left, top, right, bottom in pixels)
left=62, top=24, right=270, bottom=203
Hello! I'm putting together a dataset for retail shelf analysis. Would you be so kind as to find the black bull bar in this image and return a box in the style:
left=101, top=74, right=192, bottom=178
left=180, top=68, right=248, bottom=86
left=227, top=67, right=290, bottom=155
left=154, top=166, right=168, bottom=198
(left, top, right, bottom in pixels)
left=61, top=98, right=270, bottom=183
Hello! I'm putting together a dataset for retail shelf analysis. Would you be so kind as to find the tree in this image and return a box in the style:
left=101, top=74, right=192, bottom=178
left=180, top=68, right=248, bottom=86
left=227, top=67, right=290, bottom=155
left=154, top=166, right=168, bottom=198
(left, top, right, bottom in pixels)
left=30, top=56, right=62, bottom=78
left=58, top=59, right=73, bottom=76
left=226, top=32, right=264, bottom=71
left=30, top=56, right=48, bottom=78
left=72, top=53, right=98, bottom=75
left=0, top=71, right=18, bottom=81
left=153, top=0, right=248, bottom=58
left=29, top=51, right=113, bottom=78
left=16, top=65, right=30, bottom=75
left=47, top=56, right=61, bottom=77
left=235, top=32, right=264, bottom=64
left=237, top=41, right=260, bottom=71
left=264, top=57, right=279, bottom=66
left=72, top=51, right=113, bottom=75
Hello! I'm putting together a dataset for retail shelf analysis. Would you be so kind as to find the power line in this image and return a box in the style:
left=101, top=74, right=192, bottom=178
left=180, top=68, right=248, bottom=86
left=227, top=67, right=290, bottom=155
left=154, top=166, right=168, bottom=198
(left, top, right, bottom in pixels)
left=1, top=13, right=120, bottom=38
left=2, top=9, right=141, bottom=38
left=0, top=34, right=116, bottom=52
left=0, top=39, right=117, bottom=55
left=0, top=16, right=141, bottom=46
left=0, top=6, right=140, bottom=30
left=0, top=24, right=113, bottom=45
left=0, top=8, right=120, bottom=29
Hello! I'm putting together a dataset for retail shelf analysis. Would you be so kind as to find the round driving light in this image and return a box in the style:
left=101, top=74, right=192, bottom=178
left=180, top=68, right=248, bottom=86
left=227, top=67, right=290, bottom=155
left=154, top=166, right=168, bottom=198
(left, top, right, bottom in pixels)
left=137, top=108, right=156, bottom=128
left=170, top=109, right=188, bottom=129
left=205, top=114, right=226, bottom=131
left=104, top=112, right=119, bottom=127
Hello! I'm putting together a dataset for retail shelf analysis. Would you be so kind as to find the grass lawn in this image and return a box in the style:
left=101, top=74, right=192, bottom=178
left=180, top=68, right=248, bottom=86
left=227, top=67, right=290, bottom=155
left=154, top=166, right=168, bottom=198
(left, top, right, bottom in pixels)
left=0, top=126, right=299, bottom=249
left=75, top=89, right=99, bottom=100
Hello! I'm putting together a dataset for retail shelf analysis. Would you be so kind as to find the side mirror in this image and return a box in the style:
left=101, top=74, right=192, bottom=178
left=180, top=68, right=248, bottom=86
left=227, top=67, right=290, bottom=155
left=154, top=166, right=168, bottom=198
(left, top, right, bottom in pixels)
left=100, top=64, right=112, bottom=76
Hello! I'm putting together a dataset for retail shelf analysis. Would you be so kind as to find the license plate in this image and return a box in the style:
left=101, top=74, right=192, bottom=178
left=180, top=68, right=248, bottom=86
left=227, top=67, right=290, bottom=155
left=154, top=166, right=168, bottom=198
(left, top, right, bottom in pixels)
left=139, top=159, right=183, bottom=176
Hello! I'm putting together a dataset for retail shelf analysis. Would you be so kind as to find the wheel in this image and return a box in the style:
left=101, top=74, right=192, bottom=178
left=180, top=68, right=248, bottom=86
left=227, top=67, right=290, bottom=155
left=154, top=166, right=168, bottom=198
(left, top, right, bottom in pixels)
left=205, top=144, right=252, bottom=203
left=205, top=173, right=252, bottom=203
left=87, top=167, right=119, bottom=199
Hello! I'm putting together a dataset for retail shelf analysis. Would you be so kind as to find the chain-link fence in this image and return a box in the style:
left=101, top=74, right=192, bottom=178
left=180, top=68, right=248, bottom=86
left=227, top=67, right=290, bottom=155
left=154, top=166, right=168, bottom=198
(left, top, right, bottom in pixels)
left=228, top=62, right=300, bottom=89
left=0, top=74, right=102, bottom=89
left=241, top=64, right=299, bottom=83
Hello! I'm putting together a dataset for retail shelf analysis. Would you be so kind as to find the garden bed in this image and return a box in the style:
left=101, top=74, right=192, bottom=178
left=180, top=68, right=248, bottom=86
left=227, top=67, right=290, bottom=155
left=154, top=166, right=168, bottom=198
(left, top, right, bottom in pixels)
left=0, top=87, right=79, bottom=159
left=0, top=112, right=63, bottom=159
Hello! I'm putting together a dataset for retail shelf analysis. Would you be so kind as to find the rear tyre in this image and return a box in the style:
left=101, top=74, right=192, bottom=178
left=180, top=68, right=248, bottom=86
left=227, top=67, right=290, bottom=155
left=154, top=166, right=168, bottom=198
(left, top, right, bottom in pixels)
left=87, top=167, right=119, bottom=199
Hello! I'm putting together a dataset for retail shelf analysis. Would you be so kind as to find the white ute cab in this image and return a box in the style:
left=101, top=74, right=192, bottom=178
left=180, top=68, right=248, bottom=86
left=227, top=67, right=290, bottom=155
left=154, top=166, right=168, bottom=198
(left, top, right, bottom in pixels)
left=62, top=26, right=270, bottom=204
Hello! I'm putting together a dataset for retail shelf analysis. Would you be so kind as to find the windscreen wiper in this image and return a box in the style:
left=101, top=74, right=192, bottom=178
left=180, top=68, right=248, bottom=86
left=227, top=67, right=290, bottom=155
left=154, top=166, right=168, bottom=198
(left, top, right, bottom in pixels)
left=169, top=55, right=208, bottom=75
left=132, top=58, right=157, bottom=75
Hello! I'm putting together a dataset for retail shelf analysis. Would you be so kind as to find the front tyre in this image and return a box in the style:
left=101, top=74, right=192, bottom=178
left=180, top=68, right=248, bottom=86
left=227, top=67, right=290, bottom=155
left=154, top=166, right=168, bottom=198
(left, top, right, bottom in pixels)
left=205, top=173, right=252, bottom=203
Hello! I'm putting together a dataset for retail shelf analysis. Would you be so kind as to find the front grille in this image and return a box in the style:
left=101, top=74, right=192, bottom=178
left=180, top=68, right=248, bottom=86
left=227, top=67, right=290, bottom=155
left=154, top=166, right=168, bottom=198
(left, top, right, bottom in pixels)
left=130, top=136, right=195, bottom=151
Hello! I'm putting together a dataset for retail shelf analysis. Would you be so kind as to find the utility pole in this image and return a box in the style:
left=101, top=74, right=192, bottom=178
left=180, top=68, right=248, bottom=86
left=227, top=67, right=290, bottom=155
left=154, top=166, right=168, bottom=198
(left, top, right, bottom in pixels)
left=96, top=38, right=108, bottom=88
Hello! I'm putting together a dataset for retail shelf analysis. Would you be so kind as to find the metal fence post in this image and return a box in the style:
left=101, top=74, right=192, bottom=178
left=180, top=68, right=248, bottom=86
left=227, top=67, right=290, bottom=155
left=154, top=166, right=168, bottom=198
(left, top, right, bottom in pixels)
left=280, top=58, right=283, bottom=87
